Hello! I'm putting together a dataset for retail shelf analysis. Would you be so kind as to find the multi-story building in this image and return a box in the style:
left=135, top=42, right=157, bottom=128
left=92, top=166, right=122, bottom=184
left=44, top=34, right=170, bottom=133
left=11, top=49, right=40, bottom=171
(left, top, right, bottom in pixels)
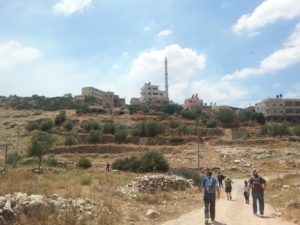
left=140, top=82, right=168, bottom=107
left=255, top=97, right=300, bottom=121
left=82, top=87, right=105, bottom=99
left=81, top=87, right=125, bottom=108
left=130, top=98, right=141, bottom=106
left=183, top=94, right=203, bottom=110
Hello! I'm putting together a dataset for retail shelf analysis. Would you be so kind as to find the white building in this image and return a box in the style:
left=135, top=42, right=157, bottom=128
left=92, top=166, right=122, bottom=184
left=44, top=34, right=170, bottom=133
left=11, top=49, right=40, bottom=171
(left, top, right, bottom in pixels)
left=255, top=97, right=300, bottom=121
left=140, top=82, right=168, bottom=107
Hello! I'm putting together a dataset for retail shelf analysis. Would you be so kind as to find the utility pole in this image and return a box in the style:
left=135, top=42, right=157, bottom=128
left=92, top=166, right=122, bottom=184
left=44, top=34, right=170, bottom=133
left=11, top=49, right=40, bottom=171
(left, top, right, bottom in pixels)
left=0, top=144, right=9, bottom=173
left=17, top=126, right=20, bottom=156
left=197, top=118, right=200, bottom=171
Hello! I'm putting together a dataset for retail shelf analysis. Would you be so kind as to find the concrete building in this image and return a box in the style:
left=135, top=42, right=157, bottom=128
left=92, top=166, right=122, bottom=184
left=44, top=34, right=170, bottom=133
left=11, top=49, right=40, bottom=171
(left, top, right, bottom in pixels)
left=130, top=98, right=141, bottom=106
left=140, top=82, right=168, bottom=108
left=82, top=87, right=105, bottom=99
left=255, top=97, right=300, bottom=121
left=81, top=87, right=125, bottom=108
left=183, top=94, right=203, bottom=110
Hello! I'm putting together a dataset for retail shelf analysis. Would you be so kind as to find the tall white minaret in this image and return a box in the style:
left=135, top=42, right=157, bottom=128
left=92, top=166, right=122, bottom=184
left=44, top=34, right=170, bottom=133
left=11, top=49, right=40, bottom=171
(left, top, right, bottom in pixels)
left=164, top=57, right=169, bottom=100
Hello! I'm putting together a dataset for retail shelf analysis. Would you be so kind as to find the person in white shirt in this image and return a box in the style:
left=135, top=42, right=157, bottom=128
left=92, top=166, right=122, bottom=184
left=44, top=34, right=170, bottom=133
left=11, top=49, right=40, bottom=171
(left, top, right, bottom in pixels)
left=243, top=180, right=250, bottom=204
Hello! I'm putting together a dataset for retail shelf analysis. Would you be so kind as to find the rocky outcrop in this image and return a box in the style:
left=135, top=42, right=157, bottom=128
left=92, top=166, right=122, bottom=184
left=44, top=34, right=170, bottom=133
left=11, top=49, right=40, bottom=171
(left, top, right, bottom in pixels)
left=119, top=175, right=193, bottom=198
left=0, top=192, right=98, bottom=224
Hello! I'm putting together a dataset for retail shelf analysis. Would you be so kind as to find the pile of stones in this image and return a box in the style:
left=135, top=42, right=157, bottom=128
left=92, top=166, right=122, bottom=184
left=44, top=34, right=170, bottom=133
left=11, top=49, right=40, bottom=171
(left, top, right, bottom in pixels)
left=0, top=192, right=98, bottom=224
left=119, top=175, right=193, bottom=198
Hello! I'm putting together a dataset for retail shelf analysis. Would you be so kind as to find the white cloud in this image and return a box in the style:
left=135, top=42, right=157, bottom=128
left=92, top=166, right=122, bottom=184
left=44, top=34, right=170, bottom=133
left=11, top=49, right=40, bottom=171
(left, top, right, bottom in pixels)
left=157, top=29, right=173, bottom=38
left=223, top=23, right=300, bottom=81
left=53, top=0, right=92, bottom=15
left=233, top=0, right=300, bottom=35
left=0, top=40, right=41, bottom=72
left=128, top=44, right=206, bottom=84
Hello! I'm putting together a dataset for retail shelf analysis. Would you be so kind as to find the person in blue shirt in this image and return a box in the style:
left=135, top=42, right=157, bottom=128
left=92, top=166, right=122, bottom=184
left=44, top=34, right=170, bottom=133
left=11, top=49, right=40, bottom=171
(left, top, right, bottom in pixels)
left=200, top=170, right=220, bottom=224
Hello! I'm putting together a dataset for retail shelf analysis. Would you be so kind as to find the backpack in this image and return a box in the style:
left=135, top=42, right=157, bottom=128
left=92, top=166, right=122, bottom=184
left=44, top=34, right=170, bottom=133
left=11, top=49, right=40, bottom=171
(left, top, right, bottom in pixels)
left=205, top=177, right=216, bottom=194
left=252, top=176, right=262, bottom=192
left=224, top=178, right=232, bottom=188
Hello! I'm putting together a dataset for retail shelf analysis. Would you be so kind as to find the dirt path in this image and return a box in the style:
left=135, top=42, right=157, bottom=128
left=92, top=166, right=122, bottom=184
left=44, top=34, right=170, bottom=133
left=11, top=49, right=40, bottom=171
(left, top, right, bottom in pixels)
left=162, top=180, right=294, bottom=225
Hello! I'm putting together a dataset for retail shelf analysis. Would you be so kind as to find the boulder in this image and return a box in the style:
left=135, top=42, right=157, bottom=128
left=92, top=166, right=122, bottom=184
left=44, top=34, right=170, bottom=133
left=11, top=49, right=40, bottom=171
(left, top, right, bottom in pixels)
left=145, top=209, right=160, bottom=218
left=3, top=200, right=14, bottom=221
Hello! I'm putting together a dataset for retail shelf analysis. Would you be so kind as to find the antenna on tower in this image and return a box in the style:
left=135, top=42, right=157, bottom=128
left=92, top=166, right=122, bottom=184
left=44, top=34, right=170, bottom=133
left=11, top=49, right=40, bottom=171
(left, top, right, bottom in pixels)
left=164, top=57, right=169, bottom=100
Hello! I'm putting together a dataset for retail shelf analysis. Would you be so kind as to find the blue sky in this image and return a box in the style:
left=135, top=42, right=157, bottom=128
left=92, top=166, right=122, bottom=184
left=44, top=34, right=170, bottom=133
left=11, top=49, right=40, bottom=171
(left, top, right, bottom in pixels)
left=1, top=0, right=300, bottom=107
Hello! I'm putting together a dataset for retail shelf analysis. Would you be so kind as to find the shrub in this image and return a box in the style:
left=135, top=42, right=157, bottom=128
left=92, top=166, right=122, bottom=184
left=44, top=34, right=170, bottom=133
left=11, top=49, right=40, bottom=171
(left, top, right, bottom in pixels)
left=127, top=104, right=149, bottom=114
left=64, top=120, right=73, bottom=131
left=112, top=151, right=169, bottom=173
left=181, top=110, right=197, bottom=120
left=87, top=130, right=102, bottom=144
left=131, top=121, right=165, bottom=137
left=215, top=109, right=236, bottom=128
left=170, top=120, right=182, bottom=129
left=81, top=120, right=101, bottom=132
left=26, top=119, right=54, bottom=132
left=206, top=119, right=217, bottom=128
left=169, top=136, right=184, bottom=144
left=77, top=157, right=92, bottom=169
left=54, top=111, right=67, bottom=126
left=269, top=123, right=289, bottom=137
left=139, top=151, right=169, bottom=172
left=26, top=121, right=40, bottom=131
left=6, top=153, right=21, bottom=166
left=261, top=125, right=269, bottom=136
left=171, top=168, right=201, bottom=185
left=80, top=176, right=92, bottom=185
left=40, top=119, right=54, bottom=131
left=293, top=125, right=300, bottom=136
left=103, top=122, right=115, bottom=134
left=161, top=102, right=183, bottom=115
left=114, top=127, right=127, bottom=144
left=65, top=136, right=78, bottom=146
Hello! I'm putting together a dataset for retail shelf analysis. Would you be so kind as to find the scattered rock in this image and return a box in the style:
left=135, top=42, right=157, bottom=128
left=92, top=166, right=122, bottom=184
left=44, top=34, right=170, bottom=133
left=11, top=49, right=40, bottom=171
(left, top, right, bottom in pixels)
left=287, top=201, right=300, bottom=209
left=145, top=209, right=160, bottom=218
left=282, top=185, right=290, bottom=189
left=0, top=192, right=99, bottom=224
left=119, top=175, right=192, bottom=197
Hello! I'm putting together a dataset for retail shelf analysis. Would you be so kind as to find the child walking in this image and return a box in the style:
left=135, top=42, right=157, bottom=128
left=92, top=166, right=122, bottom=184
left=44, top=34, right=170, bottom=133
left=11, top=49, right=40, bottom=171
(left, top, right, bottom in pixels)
left=243, top=180, right=250, bottom=204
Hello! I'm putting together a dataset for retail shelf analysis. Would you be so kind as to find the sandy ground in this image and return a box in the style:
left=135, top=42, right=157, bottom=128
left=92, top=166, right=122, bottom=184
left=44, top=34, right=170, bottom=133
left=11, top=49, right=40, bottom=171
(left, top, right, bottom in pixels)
left=161, top=180, right=294, bottom=225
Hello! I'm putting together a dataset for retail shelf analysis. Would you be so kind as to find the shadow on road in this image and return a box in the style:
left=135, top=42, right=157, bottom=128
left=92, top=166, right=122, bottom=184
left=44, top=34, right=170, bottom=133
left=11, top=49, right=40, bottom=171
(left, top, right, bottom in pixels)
left=213, top=221, right=227, bottom=225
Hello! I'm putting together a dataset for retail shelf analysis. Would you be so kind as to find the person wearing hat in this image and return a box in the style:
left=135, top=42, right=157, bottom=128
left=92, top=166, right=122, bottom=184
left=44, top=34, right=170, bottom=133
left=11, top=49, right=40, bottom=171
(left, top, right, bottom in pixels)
left=249, top=169, right=267, bottom=217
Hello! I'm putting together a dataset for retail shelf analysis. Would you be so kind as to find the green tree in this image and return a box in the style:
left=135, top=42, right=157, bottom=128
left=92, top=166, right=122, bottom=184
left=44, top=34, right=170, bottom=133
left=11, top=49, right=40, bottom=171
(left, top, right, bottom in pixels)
left=65, top=136, right=78, bottom=146
left=114, top=127, right=127, bottom=144
left=139, top=151, right=169, bottom=172
left=64, top=120, right=73, bottom=131
left=161, top=102, right=183, bottom=115
left=84, top=95, right=97, bottom=104
left=40, top=119, right=54, bottom=131
left=28, top=132, right=54, bottom=169
left=87, top=130, right=102, bottom=143
left=215, top=109, right=236, bottom=127
left=77, top=157, right=92, bottom=169
left=81, top=120, right=101, bottom=132
left=206, top=119, right=218, bottom=128
left=54, top=111, right=67, bottom=126
left=170, top=120, right=182, bottom=129
left=103, top=122, right=115, bottom=134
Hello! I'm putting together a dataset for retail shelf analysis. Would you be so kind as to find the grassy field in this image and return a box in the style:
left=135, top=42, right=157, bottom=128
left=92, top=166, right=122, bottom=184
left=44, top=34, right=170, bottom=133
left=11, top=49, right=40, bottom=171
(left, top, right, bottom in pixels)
left=266, top=173, right=300, bottom=224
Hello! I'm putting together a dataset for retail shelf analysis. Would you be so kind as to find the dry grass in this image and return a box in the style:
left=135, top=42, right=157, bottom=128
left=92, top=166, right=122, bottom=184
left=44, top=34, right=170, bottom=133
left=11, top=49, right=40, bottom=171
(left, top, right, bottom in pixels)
left=0, top=167, right=134, bottom=225
left=266, top=173, right=300, bottom=223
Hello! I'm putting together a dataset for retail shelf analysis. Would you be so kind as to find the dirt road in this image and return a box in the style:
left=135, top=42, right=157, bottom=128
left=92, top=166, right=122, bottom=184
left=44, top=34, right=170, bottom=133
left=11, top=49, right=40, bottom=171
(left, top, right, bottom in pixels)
left=162, top=180, right=294, bottom=225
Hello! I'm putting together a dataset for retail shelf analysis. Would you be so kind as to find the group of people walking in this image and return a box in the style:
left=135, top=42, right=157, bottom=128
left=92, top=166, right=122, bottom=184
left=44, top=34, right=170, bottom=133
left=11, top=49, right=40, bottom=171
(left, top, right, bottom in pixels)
left=200, top=169, right=267, bottom=224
